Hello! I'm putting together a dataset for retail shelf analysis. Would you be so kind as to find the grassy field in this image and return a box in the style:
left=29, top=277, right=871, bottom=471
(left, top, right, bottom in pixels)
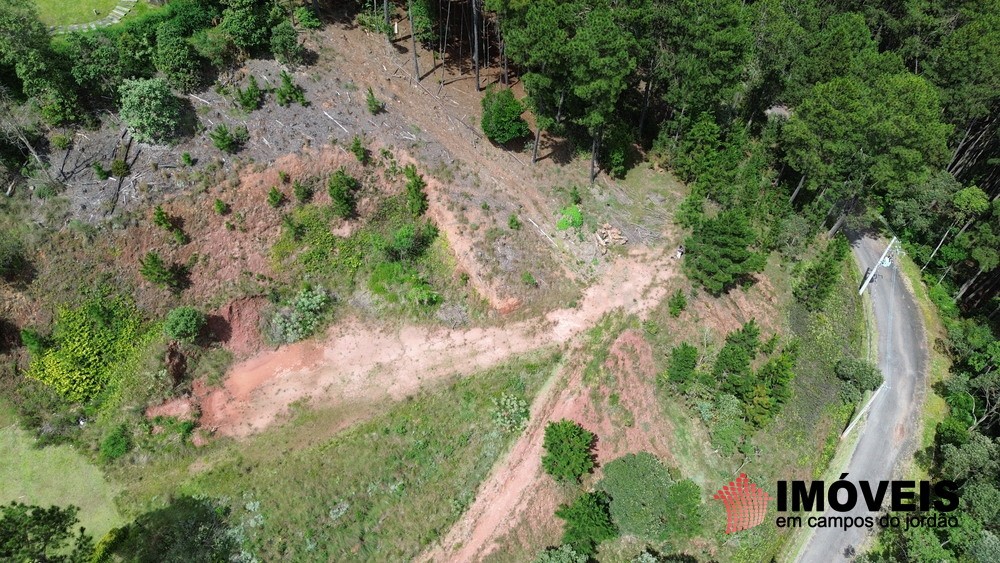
left=34, top=0, right=120, bottom=26
left=111, top=352, right=559, bottom=561
left=0, top=403, right=124, bottom=541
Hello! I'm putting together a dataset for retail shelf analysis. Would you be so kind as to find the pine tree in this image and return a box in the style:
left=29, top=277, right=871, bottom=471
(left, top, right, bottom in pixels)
left=683, top=210, right=765, bottom=295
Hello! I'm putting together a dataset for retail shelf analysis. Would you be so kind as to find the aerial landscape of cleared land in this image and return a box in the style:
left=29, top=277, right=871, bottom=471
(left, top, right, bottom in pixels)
left=1, top=0, right=998, bottom=561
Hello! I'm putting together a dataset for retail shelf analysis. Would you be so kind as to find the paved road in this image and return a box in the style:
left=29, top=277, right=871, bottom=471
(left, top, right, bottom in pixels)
left=797, top=234, right=928, bottom=562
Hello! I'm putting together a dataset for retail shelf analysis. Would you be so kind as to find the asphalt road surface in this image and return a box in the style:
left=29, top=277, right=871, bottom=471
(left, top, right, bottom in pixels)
left=797, top=234, right=928, bottom=562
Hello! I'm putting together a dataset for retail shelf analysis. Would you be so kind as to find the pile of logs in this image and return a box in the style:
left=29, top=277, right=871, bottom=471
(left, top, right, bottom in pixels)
left=595, top=223, right=628, bottom=254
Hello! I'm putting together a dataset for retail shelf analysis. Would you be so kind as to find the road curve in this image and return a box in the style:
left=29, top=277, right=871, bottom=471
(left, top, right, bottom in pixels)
left=797, top=234, right=928, bottom=561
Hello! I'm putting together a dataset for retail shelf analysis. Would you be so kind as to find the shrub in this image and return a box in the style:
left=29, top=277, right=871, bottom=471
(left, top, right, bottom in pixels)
left=385, top=222, right=436, bottom=261
left=794, top=235, right=850, bottom=311
left=213, top=199, right=229, bottom=215
left=119, top=78, right=181, bottom=144
left=278, top=170, right=290, bottom=184
left=20, top=328, right=48, bottom=357
left=50, top=133, right=72, bottom=150
left=522, top=272, right=537, bottom=287
left=271, top=20, right=305, bottom=65
left=92, top=162, right=110, bottom=180
left=152, top=205, right=172, bottom=231
left=554, top=492, right=617, bottom=556
left=366, top=87, right=385, bottom=114
left=835, top=358, right=883, bottom=392
left=569, top=186, right=582, bottom=205
left=533, top=545, right=588, bottom=563
left=556, top=205, right=583, bottom=231
left=597, top=452, right=702, bottom=541
left=668, top=288, right=687, bottom=317
left=666, top=343, right=698, bottom=384
left=480, top=86, right=529, bottom=144
left=139, top=251, right=182, bottom=290
left=368, top=262, right=441, bottom=307
left=267, top=187, right=284, bottom=208
left=163, top=306, right=206, bottom=343
left=294, top=6, right=322, bottom=29
left=270, top=286, right=332, bottom=344
left=350, top=135, right=369, bottom=165
left=100, top=425, right=133, bottom=461
left=328, top=168, right=359, bottom=218
left=275, top=71, right=307, bottom=106
left=181, top=152, right=194, bottom=166
left=0, top=236, right=28, bottom=281
left=541, top=419, right=595, bottom=482
left=235, top=75, right=263, bottom=112
left=403, top=164, right=428, bottom=215
left=508, top=214, right=522, bottom=230
left=209, top=123, right=249, bottom=153
left=292, top=180, right=313, bottom=203
left=155, top=22, right=203, bottom=92
left=492, top=393, right=529, bottom=433
left=25, top=296, right=143, bottom=402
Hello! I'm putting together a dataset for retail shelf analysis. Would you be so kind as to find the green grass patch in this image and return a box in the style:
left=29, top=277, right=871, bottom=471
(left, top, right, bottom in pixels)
left=0, top=406, right=124, bottom=541
left=35, top=0, right=121, bottom=26
left=114, top=352, right=560, bottom=560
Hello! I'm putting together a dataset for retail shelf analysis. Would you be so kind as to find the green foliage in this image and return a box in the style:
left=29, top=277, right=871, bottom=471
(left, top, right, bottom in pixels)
left=556, top=205, right=583, bottom=231
left=92, top=162, right=110, bottom=180
left=139, top=251, right=184, bottom=290
left=269, top=286, right=332, bottom=344
left=835, top=358, right=882, bottom=392
left=275, top=70, right=307, bottom=106
left=350, top=135, right=370, bottom=165
left=213, top=199, right=229, bottom=215
left=235, top=75, right=263, bottom=112
left=50, top=133, right=71, bottom=150
left=155, top=22, right=203, bottom=92
left=25, top=296, right=143, bottom=402
left=20, top=328, right=48, bottom=357
left=492, top=392, right=529, bottom=433
left=181, top=152, right=194, bottom=166
left=328, top=167, right=359, bottom=218
left=271, top=19, right=304, bottom=65
left=404, top=164, right=428, bottom=216
left=209, top=123, right=249, bottom=153
left=99, top=424, right=132, bottom=461
left=104, top=496, right=235, bottom=562
left=481, top=86, right=530, bottom=144
left=294, top=6, right=322, bottom=29
left=666, top=343, right=698, bottom=384
left=366, top=87, right=385, bottom=114
left=0, top=235, right=28, bottom=281
left=163, top=306, right=206, bottom=343
left=118, top=78, right=181, bottom=144
left=668, top=289, right=687, bottom=317
left=110, top=159, right=129, bottom=178
left=368, top=262, right=441, bottom=307
left=152, top=205, right=172, bottom=231
left=219, top=0, right=273, bottom=52
left=683, top=210, right=765, bottom=295
left=508, top=214, right=522, bottom=230
left=292, top=180, right=313, bottom=204
left=0, top=502, right=94, bottom=562
left=554, top=492, right=617, bottom=556
left=597, top=452, right=703, bottom=541
left=533, top=545, right=588, bottom=563
left=794, top=235, right=851, bottom=311
left=541, top=419, right=595, bottom=482
left=522, top=271, right=537, bottom=287
left=267, top=186, right=284, bottom=208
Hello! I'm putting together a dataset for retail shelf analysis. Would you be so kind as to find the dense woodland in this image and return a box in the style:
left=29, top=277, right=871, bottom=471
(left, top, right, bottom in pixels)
left=1, top=0, right=999, bottom=560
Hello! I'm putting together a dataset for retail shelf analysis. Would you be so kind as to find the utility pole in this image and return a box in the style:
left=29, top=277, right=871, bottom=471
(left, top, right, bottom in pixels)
left=858, top=237, right=897, bottom=295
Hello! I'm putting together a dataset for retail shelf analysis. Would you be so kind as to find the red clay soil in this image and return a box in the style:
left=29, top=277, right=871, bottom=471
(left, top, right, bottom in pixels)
left=207, top=296, right=268, bottom=359
left=145, top=396, right=197, bottom=421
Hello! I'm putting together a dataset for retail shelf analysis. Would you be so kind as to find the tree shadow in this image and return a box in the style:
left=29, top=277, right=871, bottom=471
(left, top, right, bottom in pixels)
left=204, top=314, right=232, bottom=345
left=0, top=317, right=20, bottom=353
left=102, top=496, right=235, bottom=562
left=174, top=96, right=199, bottom=141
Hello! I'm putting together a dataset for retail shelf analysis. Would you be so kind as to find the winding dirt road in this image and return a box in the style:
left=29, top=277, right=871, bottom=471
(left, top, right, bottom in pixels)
left=199, top=245, right=678, bottom=437
left=796, top=235, right=928, bottom=561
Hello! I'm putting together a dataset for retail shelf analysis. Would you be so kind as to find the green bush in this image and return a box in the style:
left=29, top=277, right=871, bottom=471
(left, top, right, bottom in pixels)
left=555, top=492, right=617, bottom=556
left=270, top=286, right=332, bottom=344
left=368, top=262, right=441, bottom=307
left=480, top=86, right=529, bottom=144
left=366, top=87, right=385, bottom=114
left=508, top=214, right=522, bottom=230
left=666, top=343, right=698, bottom=384
left=492, top=393, right=529, bottom=433
left=50, top=133, right=72, bottom=150
left=181, top=152, right=194, bottom=166
left=328, top=168, right=359, bottom=218
left=294, top=6, right=322, bottom=29
left=119, top=78, right=181, bottom=144
left=556, top=205, right=583, bottom=231
left=92, top=162, right=110, bottom=180
left=110, top=159, right=129, bottom=177
left=100, top=425, right=132, bottom=461
left=403, top=165, right=428, bottom=215
left=794, top=235, right=850, bottom=311
left=163, top=306, right=206, bottom=343
left=541, top=419, right=595, bottom=482
left=152, top=205, right=172, bottom=231
left=597, top=452, right=703, bottom=541
left=0, top=235, right=28, bottom=281
left=25, top=297, right=144, bottom=402
left=213, top=199, right=229, bottom=215
left=271, top=20, right=305, bottom=65
left=533, top=545, right=588, bottom=563
left=522, top=271, right=537, bottom=287
left=668, top=288, right=687, bottom=317
left=292, top=180, right=313, bottom=204
left=267, top=186, right=285, bottom=208
left=835, top=358, right=883, bottom=392
left=139, top=251, right=183, bottom=290
left=209, top=123, right=249, bottom=153
left=350, top=135, right=369, bottom=165
left=275, top=71, right=307, bottom=106
left=235, top=75, right=263, bottom=112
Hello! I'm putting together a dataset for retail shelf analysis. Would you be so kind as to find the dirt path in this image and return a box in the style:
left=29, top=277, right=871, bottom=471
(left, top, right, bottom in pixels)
left=199, top=244, right=678, bottom=437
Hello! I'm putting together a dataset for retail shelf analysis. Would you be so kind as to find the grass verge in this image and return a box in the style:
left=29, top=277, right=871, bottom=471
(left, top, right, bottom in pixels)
left=34, top=0, right=120, bottom=26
